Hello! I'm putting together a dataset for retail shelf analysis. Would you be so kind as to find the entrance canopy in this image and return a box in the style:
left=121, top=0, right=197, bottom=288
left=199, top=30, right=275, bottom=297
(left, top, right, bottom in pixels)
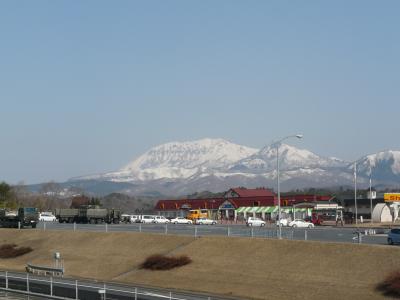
left=235, top=206, right=308, bottom=214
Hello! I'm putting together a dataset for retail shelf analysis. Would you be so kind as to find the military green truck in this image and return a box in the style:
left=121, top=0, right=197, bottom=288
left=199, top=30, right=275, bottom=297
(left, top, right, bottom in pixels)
left=55, top=206, right=121, bottom=224
left=0, top=207, right=39, bottom=228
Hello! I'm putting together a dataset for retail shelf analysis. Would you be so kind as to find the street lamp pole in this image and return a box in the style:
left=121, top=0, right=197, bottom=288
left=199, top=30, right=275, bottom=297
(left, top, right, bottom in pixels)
left=369, top=166, right=373, bottom=223
left=276, top=134, right=303, bottom=239
left=277, top=144, right=281, bottom=239
left=354, top=162, right=358, bottom=225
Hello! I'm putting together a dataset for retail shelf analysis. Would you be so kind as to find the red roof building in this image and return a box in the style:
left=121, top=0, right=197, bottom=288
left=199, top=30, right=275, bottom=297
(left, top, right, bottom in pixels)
left=154, top=187, right=332, bottom=220
left=223, top=187, right=276, bottom=198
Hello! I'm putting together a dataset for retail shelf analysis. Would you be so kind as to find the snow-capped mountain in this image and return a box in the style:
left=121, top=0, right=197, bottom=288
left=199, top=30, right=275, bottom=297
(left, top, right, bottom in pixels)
left=69, top=139, right=400, bottom=195
left=348, top=150, right=400, bottom=181
left=74, top=138, right=258, bottom=182
left=229, top=143, right=346, bottom=173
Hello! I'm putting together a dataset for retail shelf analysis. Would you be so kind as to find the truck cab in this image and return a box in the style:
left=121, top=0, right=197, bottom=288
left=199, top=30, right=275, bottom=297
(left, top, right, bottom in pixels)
left=0, top=207, right=38, bottom=228
left=18, top=207, right=39, bottom=228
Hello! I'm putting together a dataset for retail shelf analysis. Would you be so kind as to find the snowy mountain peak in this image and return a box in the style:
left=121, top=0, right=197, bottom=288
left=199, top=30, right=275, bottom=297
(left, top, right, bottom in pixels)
left=357, top=150, right=400, bottom=175
left=121, top=138, right=258, bottom=180
left=231, top=143, right=346, bottom=172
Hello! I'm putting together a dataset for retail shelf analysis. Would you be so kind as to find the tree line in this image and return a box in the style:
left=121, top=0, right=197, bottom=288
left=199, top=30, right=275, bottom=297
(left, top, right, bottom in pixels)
left=0, top=181, right=158, bottom=213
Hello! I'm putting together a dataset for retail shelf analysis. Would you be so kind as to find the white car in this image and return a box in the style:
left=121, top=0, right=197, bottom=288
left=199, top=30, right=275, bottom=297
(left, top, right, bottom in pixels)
left=289, top=219, right=314, bottom=228
left=195, top=218, right=217, bottom=225
left=170, top=217, right=193, bottom=225
left=276, top=218, right=289, bottom=227
left=39, top=212, right=57, bottom=222
left=121, top=214, right=139, bottom=223
left=246, top=217, right=266, bottom=227
left=140, top=215, right=156, bottom=224
left=152, top=216, right=170, bottom=224
left=129, top=215, right=140, bottom=223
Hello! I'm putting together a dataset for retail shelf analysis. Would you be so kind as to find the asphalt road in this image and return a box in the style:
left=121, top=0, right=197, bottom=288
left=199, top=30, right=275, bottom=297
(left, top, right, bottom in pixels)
left=0, top=271, right=233, bottom=300
left=35, top=221, right=391, bottom=245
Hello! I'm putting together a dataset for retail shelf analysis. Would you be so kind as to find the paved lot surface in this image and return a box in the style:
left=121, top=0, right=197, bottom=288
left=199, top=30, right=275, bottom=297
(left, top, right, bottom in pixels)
left=0, top=271, right=233, bottom=300
left=36, top=222, right=390, bottom=245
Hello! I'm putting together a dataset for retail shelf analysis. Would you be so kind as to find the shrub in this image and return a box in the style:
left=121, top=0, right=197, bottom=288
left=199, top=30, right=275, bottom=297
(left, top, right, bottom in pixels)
left=140, top=254, right=192, bottom=270
left=0, top=244, right=33, bottom=258
left=377, top=271, right=400, bottom=298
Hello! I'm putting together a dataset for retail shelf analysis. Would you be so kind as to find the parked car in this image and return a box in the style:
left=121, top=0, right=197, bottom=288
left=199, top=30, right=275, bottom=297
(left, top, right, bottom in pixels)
left=129, top=215, right=140, bottom=223
left=153, top=216, right=170, bottom=224
left=195, top=218, right=217, bottom=225
left=121, top=214, right=140, bottom=223
left=276, top=218, right=289, bottom=227
left=140, top=215, right=156, bottom=224
left=288, top=219, right=314, bottom=228
left=170, top=217, right=193, bottom=225
left=121, top=214, right=131, bottom=223
left=246, top=217, right=266, bottom=227
left=39, top=212, right=57, bottom=222
left=388, top=228, right=400, bottom=245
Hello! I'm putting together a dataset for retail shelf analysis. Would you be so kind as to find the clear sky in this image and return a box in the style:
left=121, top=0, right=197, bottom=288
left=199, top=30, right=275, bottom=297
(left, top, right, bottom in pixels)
left=1, top=1, right=399, bottom=184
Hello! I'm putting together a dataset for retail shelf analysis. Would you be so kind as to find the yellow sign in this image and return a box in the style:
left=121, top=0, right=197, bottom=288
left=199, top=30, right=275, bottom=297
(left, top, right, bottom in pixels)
left=384, top=193, right=400, bottom=202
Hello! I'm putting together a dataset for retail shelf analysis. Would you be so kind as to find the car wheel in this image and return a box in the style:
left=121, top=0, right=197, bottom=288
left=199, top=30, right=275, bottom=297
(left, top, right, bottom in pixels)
left=199, top=222, right=203, bottom=225
left=212, top=222, right=216, bottom=225
left=248, top=223, right=252, bottom=226
left=261, top=223, right=265, bottom=227
left=174, top=222, right=178, bottom=224
left=308, top=224, right=313, bottom=229
left=188, top=221, right=191, bottom=224
left=388, top=238, right=394, bottom=245
left=293, top=224, right=297, bottom=228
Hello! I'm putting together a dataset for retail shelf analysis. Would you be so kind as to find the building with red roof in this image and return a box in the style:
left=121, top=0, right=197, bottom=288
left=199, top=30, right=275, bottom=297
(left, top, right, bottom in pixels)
left=154, top=187, right=332, bottom=221
left=223, top=187, right=276, bottom=198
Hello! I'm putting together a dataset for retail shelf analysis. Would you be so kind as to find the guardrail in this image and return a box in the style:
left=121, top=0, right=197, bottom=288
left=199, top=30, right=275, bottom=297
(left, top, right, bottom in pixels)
left=0, top=271, right=231, bottom=300
left=26, top=263, right=64, bottom=277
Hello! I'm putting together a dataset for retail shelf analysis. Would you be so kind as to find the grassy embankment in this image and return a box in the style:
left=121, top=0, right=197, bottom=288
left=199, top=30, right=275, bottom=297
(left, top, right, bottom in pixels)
left=0, top=229, right=398, bottom=300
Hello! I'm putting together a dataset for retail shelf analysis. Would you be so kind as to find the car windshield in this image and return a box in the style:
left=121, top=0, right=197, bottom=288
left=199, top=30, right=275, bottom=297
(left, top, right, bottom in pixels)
left=24, top=208, right=37, bottom=213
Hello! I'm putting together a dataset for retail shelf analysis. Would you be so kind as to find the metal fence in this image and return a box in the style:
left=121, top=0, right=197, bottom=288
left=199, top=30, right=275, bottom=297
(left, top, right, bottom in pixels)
left=39, top=222, right=297, bottom=240
left=0, top=271, right=229, bottom=300
left=35, top=222, right=389, bottom=245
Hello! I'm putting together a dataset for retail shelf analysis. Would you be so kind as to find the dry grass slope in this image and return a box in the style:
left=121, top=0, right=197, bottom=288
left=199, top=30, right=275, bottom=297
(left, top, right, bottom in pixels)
left=0, top=229, right=399, bottom=300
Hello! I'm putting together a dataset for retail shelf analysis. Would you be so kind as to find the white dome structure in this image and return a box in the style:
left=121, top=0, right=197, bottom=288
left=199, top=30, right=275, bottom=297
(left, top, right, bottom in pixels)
left=372, top=203, right=392, bottom=223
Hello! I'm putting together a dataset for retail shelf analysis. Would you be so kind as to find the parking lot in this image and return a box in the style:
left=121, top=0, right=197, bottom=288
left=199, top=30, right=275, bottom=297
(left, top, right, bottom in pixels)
left=35, top=221, right=390, bottom=245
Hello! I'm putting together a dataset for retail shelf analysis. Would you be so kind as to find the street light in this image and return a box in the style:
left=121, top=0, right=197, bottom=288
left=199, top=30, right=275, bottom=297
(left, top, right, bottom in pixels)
left=369, top=166, right=373, bottom=223
left=352, top=154, right=379, bottom=225
left=276, top=134, right=303, bottom=239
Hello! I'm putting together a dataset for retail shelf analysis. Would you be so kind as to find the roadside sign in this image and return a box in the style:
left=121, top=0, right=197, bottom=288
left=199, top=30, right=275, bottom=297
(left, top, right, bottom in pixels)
left=384, top=193, right=400, bottom=202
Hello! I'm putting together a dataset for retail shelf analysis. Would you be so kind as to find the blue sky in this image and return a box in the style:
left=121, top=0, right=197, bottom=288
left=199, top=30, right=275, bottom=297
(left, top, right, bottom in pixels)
left=1, top=1, right=399, bottom=184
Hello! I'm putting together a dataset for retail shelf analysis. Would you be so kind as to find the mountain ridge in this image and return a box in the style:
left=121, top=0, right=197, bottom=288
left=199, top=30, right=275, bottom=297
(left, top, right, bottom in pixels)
left=67, top=138, right=400, bottom=196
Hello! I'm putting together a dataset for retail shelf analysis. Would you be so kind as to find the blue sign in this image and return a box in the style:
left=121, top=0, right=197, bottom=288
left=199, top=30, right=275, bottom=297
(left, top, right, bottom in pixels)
left=220, top=202, right=235, bottom=209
